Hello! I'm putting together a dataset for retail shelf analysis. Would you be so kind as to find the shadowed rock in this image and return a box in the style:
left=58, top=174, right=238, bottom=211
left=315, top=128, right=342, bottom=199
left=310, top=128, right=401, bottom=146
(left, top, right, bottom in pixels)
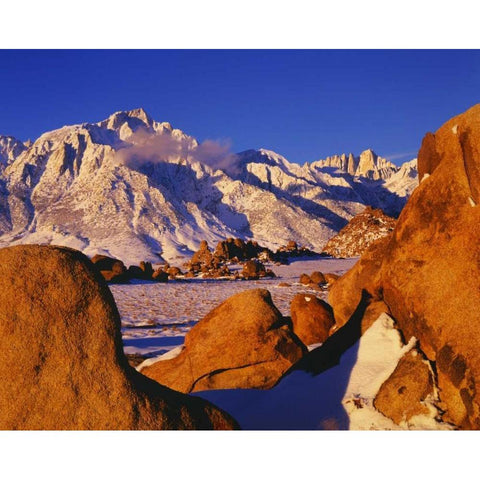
left=0, top=245, right=237, bottom=430
left=141, top=289, right=307, bottom=392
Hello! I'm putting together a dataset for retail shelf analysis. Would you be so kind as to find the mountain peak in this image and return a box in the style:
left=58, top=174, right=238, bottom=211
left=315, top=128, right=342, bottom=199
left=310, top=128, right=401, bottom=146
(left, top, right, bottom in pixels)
left=106, top=108, right=152, bottom=125
left=124, top=107, right=152, bottom=122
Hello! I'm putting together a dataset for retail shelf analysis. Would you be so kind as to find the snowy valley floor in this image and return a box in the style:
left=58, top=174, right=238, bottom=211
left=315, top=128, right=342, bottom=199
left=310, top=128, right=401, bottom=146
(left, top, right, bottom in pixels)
left=112, top=257, right=357, bottom=360
left=110, top=257, right=452, bottom=430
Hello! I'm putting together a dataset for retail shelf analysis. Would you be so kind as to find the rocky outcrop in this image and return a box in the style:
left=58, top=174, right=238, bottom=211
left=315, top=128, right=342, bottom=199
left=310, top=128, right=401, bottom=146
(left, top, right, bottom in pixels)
left=290, top=294, right=335, bottom=345
left=322, top=207, right=396, bottom=258
left=0, top=245, right=237, bottom=430
left=214, top=238, right=272, bottom=262
left=191, top=240, right=213, bottom=265
left=313, top=149, right=397, bottom=180
left=328, top=104, right=480, bottom=429
left=374, top=349, right=436, bottom=425
left=141, top=289, right=307, bottom=392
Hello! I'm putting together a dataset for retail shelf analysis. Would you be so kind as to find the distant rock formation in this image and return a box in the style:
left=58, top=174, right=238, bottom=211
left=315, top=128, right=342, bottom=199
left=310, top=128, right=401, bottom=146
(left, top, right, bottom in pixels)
left=322, top=206, right=396, bottom=258
left=312, top=148, right=397, bottom=180
left=90, top=255, right=169, bottom=283
left=140, top=289, right=307, bottom=392
left=0, top=245, right=237, bottom=430
left=329, top=104, right=480, bottom=429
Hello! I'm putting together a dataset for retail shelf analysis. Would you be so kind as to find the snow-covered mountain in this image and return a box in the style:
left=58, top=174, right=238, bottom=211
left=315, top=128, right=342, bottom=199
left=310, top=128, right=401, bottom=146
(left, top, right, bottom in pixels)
left=0, top=109, right=418, bottom=264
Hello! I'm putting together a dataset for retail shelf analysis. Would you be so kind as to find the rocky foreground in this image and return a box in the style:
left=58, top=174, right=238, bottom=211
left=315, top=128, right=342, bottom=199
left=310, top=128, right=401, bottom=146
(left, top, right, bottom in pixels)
left=0, top=245, right=237, bottom=430
left=1, top=105, right=480, bottom=430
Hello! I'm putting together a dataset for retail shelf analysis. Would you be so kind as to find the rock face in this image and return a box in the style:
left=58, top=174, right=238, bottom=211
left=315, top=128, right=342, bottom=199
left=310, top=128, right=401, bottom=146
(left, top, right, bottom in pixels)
left=141, top=289, right=307, bottom=392
left=374, top=349, right=435, bottom=425
left=313, top=149, right=397, bottom=180
left=290, top=294, right=335, bottom=345
left=322, top=206, right=396, bottom=258
left=0, top=245, right=237, bottom=430
left=329, top=104, right=480, bottom=429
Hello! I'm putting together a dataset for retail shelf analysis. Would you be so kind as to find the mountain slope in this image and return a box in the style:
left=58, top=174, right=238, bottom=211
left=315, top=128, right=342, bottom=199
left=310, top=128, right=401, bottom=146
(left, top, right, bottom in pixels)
left=0, top=109, right=418, bottom=264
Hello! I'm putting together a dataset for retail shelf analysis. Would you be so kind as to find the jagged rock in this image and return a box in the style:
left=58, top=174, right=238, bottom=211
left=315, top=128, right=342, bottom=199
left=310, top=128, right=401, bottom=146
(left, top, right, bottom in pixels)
left=374, top=349, right=436, bottom=425
left=290, top=294, right=335, bottom=345
left=213, top=237, right=274, bottom=263
left=141, top=289, right=307, bottom=392
left=313, top=149, right=397, bottom=180
left=191, top=240, right=213, bottom=266
left=0, top=245, right=237, bottom=430
left=322, top=207, right=396, bottom=258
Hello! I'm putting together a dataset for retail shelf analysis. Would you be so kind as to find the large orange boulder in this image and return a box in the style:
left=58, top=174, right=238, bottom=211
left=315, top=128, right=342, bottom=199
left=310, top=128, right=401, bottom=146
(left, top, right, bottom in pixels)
left=141, top=289, right=307, bottom=392
left=378, top=105, right=480, bottom=428
left=0, top=245, right=237, bottom=430
left=290, top=293, right=335, bottom=345
left=328, top=104, right=480, bottom=428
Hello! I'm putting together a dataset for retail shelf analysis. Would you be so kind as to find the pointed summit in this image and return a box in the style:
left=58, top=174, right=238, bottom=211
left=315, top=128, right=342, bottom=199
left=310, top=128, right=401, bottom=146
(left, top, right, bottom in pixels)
left=124, top=107, right=153, bottom=124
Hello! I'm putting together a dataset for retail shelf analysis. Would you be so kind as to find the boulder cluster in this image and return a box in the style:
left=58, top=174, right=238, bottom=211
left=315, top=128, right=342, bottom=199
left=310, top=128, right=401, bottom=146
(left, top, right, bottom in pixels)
left=299, top=270, right=339, bottom=290
left=141, top=288, right=337, bottom=391
left=91, top=254, right=169, bottom=284
left=184, top=239, right=277, bottom=280
left=275, top=240, right=318, bottom=260
left=0, top=245, right=339, bottom=429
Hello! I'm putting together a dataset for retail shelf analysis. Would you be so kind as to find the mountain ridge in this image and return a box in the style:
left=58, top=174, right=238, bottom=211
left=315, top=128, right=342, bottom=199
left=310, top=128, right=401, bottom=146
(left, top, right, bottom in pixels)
left=0, top=109, right=418, bottom=264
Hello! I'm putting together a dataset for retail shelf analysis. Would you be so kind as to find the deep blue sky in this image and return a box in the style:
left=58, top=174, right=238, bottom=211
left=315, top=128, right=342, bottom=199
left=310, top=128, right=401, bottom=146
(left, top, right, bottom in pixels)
left=1, top=50, right=479, bottom=165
